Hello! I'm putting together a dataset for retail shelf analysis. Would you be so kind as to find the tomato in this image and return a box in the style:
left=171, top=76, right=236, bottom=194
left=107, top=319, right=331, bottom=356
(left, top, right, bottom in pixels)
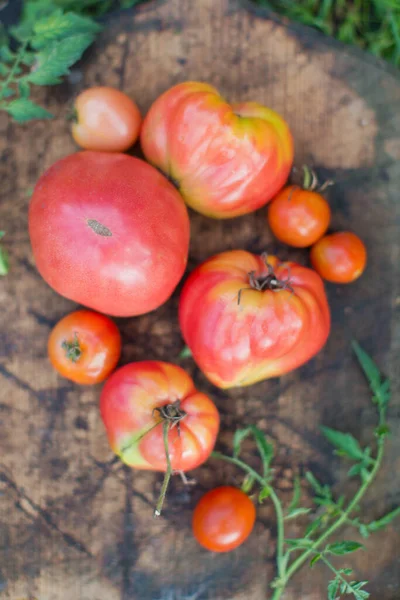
left=71, top=86, right=142, bottom=152
left=100, top=361, right=220, bottom=471
left=141, top=82, right=293, bottom=219
left=310, top=231, right=367, bottom=283
left=179, top=251, right=330, bottom=388
left=268, top=185, right=331, bottom=247
left=192, top=487, right=256, bottom=552
left=48, top=310, right=121, bottom=384
left=29, top=152, right=190, bottom=317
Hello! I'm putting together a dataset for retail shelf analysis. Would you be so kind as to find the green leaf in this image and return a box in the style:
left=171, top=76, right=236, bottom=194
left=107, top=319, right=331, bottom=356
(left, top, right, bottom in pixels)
left=258, top=486, right=270, bottom=503
left=340, top=568, right=353, bottom=575
left=284, top=507, right=312, bottom=520
left=241, top=474, right=255, bottom=494
left=305, top=471, right=325, bottom=495
left=18, top=80, right=30, bottom=99
left=27, top=33, right=96, bottom=86
left=0, top=62, right=9, bottom=76
left=375, top=423, right=390, bottom=438
left=328, top=577, right=340, bottom=600
left=310, top=553, right=321, bottom=567
left=366, top=506, right=400, bottom=532
left=31, top=10, right=102, bottom=49
left=352, top=341, right=390, bottom=411
left=233, top=426, right=274, bottom=477
left=321, top=426, right=368, bottom=462
left=0, top=231, right=5, bottom=240
left=305, top=515, right=324, bottom=537
left=325, top=541, right=363, bottom=556
left=0, top=245, right=9, bottom=276
left=1, top=87, right=15, bottom=98
left=288, top=475, right=301, bottom=512
left=5, top=98, right=53, bottom=122
left=178, top=345, right=192, bottom=359
left=285, top=538, right=313, bottom=550
left=358, top=524, right=370, bottom=538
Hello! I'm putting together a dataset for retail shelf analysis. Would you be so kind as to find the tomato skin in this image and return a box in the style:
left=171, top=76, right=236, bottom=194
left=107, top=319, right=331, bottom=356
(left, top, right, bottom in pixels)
left=72, top=87, right=142, bottom=152
left=141, top=82, right=293, bottom=219
left=48, top=310, right=121, bottom=384
left=179, top=250, right=330, bottom=388
left=310, top=232, right=367, bottom=283
left=100, top=361, right=220, bottom=471
left=192, top=487, right=256, bottom=552
left=29, top=152, right=190, bottom=317
left=268, top=185, right=331, bottom=247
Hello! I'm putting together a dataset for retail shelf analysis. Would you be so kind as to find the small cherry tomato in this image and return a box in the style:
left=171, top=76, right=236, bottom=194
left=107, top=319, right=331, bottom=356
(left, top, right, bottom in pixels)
left=268, top=185, right=331, bottom=247
left=48, top=310, right=121, bottom=384
left=310, top=231, right=367, bottom=283
left=71, top=87, right=142, bottom=152
left=192, top=486, right=256, bottom=552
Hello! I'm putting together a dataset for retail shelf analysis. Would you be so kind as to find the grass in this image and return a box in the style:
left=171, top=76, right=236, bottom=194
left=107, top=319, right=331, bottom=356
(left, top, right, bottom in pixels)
left=253, top=0, right=400, bottom=67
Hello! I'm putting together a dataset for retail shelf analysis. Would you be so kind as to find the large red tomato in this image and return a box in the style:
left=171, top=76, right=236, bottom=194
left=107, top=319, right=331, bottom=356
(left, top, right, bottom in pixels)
left=29, top=152, right=190, bottom=317
left=100, top=361, right=220, bottom=471
left=179, top=251, right=330, bottom=388
left=141, top=82, right=294, bottom=219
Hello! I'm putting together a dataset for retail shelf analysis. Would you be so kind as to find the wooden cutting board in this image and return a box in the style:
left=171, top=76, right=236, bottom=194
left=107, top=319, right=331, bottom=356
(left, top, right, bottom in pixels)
left=1, top=1, right=399, bottom=598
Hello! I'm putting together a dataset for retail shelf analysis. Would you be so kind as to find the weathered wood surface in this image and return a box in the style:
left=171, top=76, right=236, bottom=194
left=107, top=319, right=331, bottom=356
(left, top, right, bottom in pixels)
left=1, top=0, right=400, bottom=598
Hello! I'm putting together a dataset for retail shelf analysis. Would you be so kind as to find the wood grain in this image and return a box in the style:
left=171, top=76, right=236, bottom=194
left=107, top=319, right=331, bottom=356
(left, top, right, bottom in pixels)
left=0, top=0, right=399, bottom=598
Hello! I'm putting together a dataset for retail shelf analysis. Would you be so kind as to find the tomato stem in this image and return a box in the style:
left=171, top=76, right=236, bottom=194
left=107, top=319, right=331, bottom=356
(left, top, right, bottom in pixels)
left=154, top=421, right=173, bottom=517
left=61, top=333, right=82, bottom=363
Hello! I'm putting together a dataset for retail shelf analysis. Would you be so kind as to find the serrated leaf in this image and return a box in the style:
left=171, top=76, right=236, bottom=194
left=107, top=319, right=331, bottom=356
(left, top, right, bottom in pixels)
left=367, top=506, right=400, bottom=532
left=258, top=486, right=270, bottom=503
left=288, top=475, right=301, bottom=512
left=328, top=577, right=340, bottom=600
left=348, top=463, right=364, bottom=478
left=178, top=345, right=192, bottom=359
left=340, top=582, right=347, bottom=594
left=233, top=426, right=274, bottom=477
left=31, top=10, right=102, bottom=50
left=284, top=507, right=312, bottom=520
left=352, top=341, right=390, bottom=411
left=358, top=524, right=370, bottom=538
left=0, top=246, right=9, bottom=276
left=310, top=553, right=321, bottom=567
left=340, top=568, right=353, bottom=575
left=306, top=471, right=325, bottom=496
left=321, top=426, right=368, bottom=462
left=5, top=98, right=53, bottom=122
left=0, top=46, right=15, bottom=63
left=18, top=80, right=30, bottom=99
left=27, top=33, right=96, bottom=85
left=325, top=541, right=363, bottom=556
left=305, top=515, right=324, bottom=537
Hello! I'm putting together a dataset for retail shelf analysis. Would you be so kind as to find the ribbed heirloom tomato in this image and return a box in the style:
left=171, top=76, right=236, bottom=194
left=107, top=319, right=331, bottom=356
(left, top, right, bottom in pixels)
left=141, top=82, right=294, bottom=218
left=100, top=361, right=220, bottom=471
left=48, top=310, right=121, bottom=385
left=179, top=251, right=330, bottom=388
left=29, top=152, right=190, bottom=317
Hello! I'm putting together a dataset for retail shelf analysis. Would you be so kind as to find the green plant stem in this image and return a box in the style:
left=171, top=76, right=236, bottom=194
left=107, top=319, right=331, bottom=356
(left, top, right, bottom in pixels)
left=211, top=452, right=286, bottom=582
left=0, top=40, right=28, bottom=103
left=320, top=554, right=354, bottom=595
left=154, top=421, right=172, bottom=517
left=284, top=437, right=385, bottom=582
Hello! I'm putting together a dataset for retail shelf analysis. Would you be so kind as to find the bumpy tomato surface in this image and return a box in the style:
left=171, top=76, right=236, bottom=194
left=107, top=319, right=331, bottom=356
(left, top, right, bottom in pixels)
left=141, top=82, right=294, bottom=219
left=268, top=185, right=331, bottom=247
left=72, top=87, right=142, bottom=152
left=48, top=310, right=121, bottom=384
left=310, top=231, right=367, bottom=283
left=100, top=361, right=220, bottom=471
left=29, top=152, right=190, bottom=317
left=179, top=251, right=330, bottom=388
left=192, top=487, right=256, bottom=552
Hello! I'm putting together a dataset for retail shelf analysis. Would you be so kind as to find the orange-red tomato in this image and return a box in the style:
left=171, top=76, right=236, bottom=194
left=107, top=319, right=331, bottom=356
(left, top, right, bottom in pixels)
left=268, top=185, right=331, bottom=247
left=310, top=232, right=367, bottom=283
left=72, top=87, right=142, bottom=152
left=179, top=250, right=330, bottom=388
left=48, top=310, right=121, bottom=384
left=192, top=487, right=256, bottom=552
left=100, top=361, right=220, bottom=471
left=141, top=82, right=293, bottom=219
